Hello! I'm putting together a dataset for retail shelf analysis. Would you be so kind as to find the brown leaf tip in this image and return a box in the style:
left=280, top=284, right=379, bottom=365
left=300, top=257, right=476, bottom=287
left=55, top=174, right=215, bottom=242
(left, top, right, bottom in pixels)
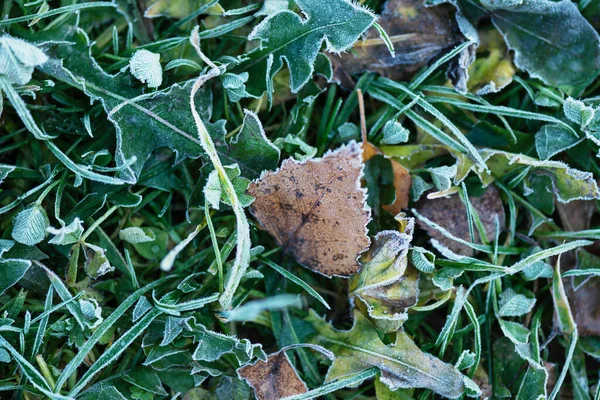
left=247, top=141, right=372, bottom=277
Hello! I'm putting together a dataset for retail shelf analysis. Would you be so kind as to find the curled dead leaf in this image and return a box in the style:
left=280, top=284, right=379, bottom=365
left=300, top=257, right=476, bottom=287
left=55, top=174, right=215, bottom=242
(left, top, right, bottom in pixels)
left=350, top=217, right=418, bottom=332
left=247, top=141, right=371, bottom=277
left=415, top=186, right=505, bottom=256
left=330, top=0, right=463, bottom=88
left=237, top=350, right=308, bottom=400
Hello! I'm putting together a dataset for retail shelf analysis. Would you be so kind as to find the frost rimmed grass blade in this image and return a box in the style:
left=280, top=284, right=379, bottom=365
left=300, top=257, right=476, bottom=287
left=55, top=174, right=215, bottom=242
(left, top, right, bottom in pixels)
left=0, top=2, right=116, bottom=25
left=506, top=240, right=591, bottom=275
left=188, top=27, right=250, bottom=311
left=282, top=368, right=378, bottom=400
left=53, top=276, right=175, bottom=392
left=261, top=257, right=331, bottom=310
left=0, top=79, right=124, bottom=185
left=373, top=80, right=488, bottom=171
left=0, top=336, right=61, bottom=398
left=68, top=308, right=162, bottom=396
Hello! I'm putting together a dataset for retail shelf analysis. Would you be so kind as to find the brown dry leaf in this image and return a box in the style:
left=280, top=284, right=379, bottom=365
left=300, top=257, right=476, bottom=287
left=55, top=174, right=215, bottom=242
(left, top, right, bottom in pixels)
left=237, top=350, right=307, bottom=400
left=247, top=141, right=371, bottom=277
left=415, top=186, right=505, bottom=256
left=329, top=0, right=463, bottom=88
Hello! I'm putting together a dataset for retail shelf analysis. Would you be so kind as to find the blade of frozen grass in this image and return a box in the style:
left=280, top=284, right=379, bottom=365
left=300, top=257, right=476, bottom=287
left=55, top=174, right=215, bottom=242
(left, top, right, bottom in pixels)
left=372, top=22, right=395, bottom=57
left=189, top=27, right=251, bottom=311
left=0, top=1, right=116, bottom=25
left=68, top=308, right=162, bottom=396
left=30, top=287, right=54, bottom=361
left=282, top=368, right=378, bottom=400
left=160, top=219, right=207, bottom=271
left=0, top=336, right=52, bottom=393
left=411, top=208, right=521, bottom=255
left=373, top=80, right=488, bottom=171
left=197, top=16, right=254, bottom=39
left=38, top=263, right=87, bottom=330
left=425, top=95, right=577, bottom=136
left=536, top=229, right=600, bottom=240
left=153, top=292, right=219, bottom=316
left=260, top=257, right=331, bottom=310
left=53, top=276, right=175, bottom=391
left=420, top=84, right=517, bottom=143
left=506, top=241, right=591, bottom=275
left=205, top=200, right=223, bottom=293
left=463, top=300, right=481, bottom=377
left=368, top=87, right=467, bottom=152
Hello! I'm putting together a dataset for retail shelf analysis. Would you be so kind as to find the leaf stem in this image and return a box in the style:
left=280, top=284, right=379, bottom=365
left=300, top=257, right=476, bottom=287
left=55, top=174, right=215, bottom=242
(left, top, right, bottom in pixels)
left=189, top=26, right=251, bottom=311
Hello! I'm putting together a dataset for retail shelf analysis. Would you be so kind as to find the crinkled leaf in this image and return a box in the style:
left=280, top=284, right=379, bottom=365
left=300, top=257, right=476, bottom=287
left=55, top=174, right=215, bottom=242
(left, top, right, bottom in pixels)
left=129, top=49, right=163, bottom=88
left=349, top=223, right=418, bottom=331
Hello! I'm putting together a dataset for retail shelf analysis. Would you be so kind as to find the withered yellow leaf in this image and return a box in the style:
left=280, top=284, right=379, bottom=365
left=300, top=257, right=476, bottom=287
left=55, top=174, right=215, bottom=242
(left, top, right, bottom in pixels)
left=237, top=350, right=308, bottom=400
left=247, top=141, right=371, bottom=277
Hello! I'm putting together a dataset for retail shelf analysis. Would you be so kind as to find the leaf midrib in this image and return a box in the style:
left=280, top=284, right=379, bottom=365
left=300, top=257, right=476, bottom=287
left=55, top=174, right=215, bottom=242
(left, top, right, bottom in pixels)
left=321, top=337, right=456, bottom=386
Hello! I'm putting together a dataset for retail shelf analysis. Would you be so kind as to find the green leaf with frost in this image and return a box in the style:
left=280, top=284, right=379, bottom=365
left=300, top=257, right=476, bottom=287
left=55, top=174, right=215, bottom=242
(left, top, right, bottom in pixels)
left=0, top=35, right=48, bottom=85
left=244, top=0, right=376, bottom=97
left=480, top=150, right=600, bottom=203
left=47, top=218, right=84, bottom=245
left=411, top=246, right=436, bottom=273
left=274, top=134, right=317, bottom=161
left=119, top=227, right=156, bottom=244
left=79, top=298, right=104, bottom=329
left=204, top=164, right=254, bottom=210
left=12, top=203, right=49, bottom=246
left=498, top=288, right=536, bottom=317
left=226, top=110, right=280, bottom=179
left=192, top=321, right=266, bottom=364
left=221, top=72, right=256, bottom=103
left=535, top=124, right=581, bottom=160
left=130, top=49, right=163, bottom=88
left=381, top=120, right=409, bottom=145
left=489, top=0, right=600, bottom=93
left=307, top=310, right=471, bottom=398
left=564, top=97, right=594, bottom=129
left=0, top=240, right=32, bottom=295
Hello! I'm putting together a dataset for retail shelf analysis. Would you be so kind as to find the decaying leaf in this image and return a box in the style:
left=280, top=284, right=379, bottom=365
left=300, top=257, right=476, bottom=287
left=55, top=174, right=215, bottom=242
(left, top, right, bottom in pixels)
left=308, top=309, right=472, bottom=398
left=349, top=218, right=419, bottom=331
left=415, top=186, right=505, bottom=256
left=237, top=350, right=308, bottom=400
left=329, top=0, right=463, bottom=88
left=247, top=141, right=371, bottom=277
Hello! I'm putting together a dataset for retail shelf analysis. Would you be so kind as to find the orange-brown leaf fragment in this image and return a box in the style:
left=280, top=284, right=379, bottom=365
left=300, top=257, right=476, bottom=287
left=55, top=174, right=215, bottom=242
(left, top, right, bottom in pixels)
left=247, top=141, right=371, bottom=277
left=237, top=351, right=308, bottom=400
